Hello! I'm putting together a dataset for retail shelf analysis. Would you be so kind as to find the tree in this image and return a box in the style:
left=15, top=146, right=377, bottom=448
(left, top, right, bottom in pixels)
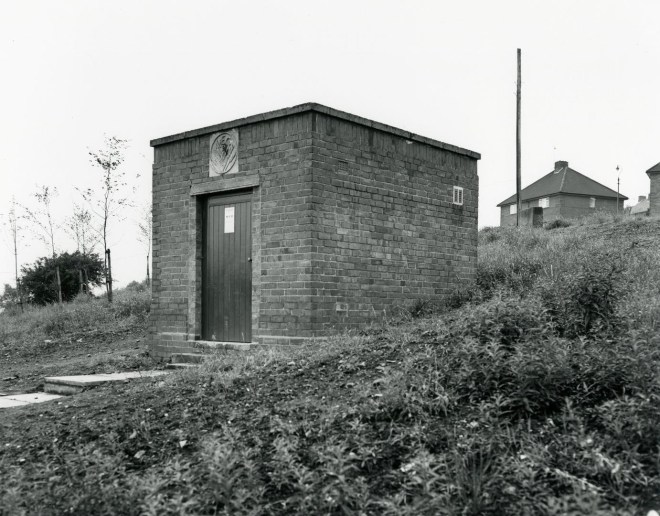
left=20, top=252, right=104, bottom=305
left=66, top=203, right=101, bottom=294
left=20, top=186, right=64, bottom=302
left=0, top=283, right=23, bottom=310
left=66, top=203, right=99, bottom=257
left=137, top=202, right=152, bottom=287
left=84, top=136, right=130, bottom=303
left=6, top=197, right=24, bottom=311
left=22, top=185, right=58, bottom=258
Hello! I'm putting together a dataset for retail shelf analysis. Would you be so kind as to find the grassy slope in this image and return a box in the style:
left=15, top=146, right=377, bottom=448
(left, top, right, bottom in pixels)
left=0, top=290, right=158, bottom=393
left=1, top=218, right=660, bottom=515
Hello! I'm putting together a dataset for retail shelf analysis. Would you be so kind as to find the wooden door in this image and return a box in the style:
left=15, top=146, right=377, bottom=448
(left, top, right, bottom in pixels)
left=202, top=192, right=252, bottom=342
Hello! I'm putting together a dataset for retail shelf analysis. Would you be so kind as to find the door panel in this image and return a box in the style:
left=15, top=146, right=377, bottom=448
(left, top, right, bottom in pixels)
left=202, top=193, right=252, bottom=342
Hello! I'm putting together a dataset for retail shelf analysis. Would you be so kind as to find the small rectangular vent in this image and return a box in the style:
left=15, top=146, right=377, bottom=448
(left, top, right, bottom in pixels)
left=338, top=160, right=349, bottom=172
left=452, top=186, right=464, bottom=206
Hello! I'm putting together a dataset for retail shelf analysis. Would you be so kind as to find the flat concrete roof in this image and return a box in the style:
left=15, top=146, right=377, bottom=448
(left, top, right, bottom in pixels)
left=150, top=102, right=481, bottom=160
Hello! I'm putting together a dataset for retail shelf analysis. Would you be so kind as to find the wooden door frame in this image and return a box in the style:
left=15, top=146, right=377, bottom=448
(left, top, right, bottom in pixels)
left=201, top=190, right=253, bottom=341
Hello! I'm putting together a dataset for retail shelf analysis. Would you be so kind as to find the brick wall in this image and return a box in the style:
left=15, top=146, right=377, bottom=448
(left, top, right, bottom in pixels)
left=239, top=114, right=315, bottom=342
left=151, top=113, right=316, bottom=356
left=309, top=112, right=478, bottom=331
left=151, top=104, right=480, bottom=357
left=648, top=171, right=660, bottom=216
left=150, top=139, right=200, bottom=357
left=555, top=195, right=621, bottom=219
left=500, top=195, right=623, bottom=226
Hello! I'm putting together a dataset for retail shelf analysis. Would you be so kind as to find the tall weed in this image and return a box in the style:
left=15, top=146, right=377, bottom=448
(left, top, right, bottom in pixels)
left=539, top=251, right=624, bottom=338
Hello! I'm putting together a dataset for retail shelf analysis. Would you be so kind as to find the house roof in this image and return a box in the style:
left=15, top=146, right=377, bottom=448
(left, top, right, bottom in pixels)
left=150, top=102, right=481, bottom=160
left=630, top=198, right=650, bottom=215
left=497, top=161, right=628, bottom=206
left=646, top=162, right=660, bottom=174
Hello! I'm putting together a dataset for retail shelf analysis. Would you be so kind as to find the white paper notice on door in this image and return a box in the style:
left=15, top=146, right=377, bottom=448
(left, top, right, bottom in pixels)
left=224, top=206, right=235, bottom=233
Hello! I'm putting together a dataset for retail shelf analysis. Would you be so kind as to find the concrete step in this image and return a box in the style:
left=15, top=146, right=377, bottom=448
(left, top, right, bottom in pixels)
left=44, top=371, right=169, bottom=395
left=171, top=353, right=206, bottom=364
left=166, top=363, right=199, bottom=370
left=0, top=392, right=63, bottom=409
left=193, top=340, right=254, bottom=352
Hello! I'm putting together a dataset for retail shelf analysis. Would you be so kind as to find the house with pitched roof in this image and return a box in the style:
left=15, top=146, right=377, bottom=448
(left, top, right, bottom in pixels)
left=629, top=195, right=650, bottom=216
left=497, top=160, right=627, bottom=226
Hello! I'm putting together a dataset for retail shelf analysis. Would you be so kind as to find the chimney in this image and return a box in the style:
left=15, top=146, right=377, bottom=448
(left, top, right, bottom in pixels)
left=554, top=160, right=568, bottom=173
left=638, top=195, right=647, bottom=202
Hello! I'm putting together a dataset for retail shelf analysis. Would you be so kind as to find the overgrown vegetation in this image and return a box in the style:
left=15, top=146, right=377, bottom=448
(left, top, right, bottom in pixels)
left=0, top=286, right=154, bottom=394
left=1, top=219, right=660, bottom=515
left=544, top=218, right=571, bottom=229
left=0, top=288, right=150, bottom=355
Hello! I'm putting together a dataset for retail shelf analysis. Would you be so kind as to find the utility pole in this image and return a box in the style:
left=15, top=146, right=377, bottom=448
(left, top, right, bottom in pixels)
left=616, top=165, right=620, bottom=215
left=516, top=48, right=522, bottom=226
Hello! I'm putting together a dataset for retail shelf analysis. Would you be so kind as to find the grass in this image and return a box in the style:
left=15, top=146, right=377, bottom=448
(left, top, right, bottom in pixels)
left=1, top=219, right=660, bottom=514
left=0, top=289, right=156, bottom=393
left=0, top=289, right=151, bottom=353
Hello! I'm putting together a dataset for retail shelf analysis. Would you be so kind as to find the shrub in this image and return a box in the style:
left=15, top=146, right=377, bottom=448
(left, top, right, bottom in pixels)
left=124, top=280, right=149, bottom=293
left=479, top=226, right=502, bottom=244
left=20, top=251, right=104, bottom=304
left=477, top=258, right=542, bottom=297
left=545, top=218, right=571, bottom=230
left=476, top=227, right=555, bottom=296
left=407, top=299, right=436, bottom=318
left=444, top=294, right=553, bottom=348
left=111, top=291, right=151, bottom=321
left=422, top=286, right=659, bottom=419
left=539, top=251, right=624, bottom=338
left=443, top=286, right=480, bottom=311
left=597, top=393, right=660, bottom=458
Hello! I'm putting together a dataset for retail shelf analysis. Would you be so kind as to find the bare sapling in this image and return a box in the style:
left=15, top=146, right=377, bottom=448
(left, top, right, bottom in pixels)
left=85, top=136, right=130, bottom=303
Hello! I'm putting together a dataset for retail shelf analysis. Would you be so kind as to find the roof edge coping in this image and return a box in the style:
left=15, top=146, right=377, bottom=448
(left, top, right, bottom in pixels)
left=150, top=102, right=481, bottom=160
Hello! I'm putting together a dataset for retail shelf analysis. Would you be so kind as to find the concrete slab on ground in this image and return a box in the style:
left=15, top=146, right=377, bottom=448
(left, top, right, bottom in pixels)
left=166, top=363, right=199, bottom=370
left=193, top=341, right=254, bottom=352
left=44, top=371, right=169, bottom=395
left=0, top=392, right=63, bottom=409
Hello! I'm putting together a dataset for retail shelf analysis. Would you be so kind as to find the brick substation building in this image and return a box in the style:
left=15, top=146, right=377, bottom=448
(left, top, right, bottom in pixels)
left=149, top=103, right=480, bottom=358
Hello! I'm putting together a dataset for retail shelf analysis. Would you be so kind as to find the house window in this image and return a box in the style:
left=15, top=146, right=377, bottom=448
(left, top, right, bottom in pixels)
left=589, top=197, right=596, bottom=208
left=539, top=197, right=550, bottom=208
left=509, top=204, right=517, bottom=215
left=452, top=186, right=464, bottom=206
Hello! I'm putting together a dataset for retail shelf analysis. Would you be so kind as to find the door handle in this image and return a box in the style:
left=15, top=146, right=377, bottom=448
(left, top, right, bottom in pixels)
left=248, top=257, right=252, bottom=262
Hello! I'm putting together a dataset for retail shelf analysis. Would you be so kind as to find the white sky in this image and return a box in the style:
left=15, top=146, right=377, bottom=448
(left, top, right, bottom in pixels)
left=1, top=0, right=659, bottom=294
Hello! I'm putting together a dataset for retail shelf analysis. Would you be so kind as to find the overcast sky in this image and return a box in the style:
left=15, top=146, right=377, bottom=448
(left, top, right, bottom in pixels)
left=1, top=0, right=659, bottom=294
